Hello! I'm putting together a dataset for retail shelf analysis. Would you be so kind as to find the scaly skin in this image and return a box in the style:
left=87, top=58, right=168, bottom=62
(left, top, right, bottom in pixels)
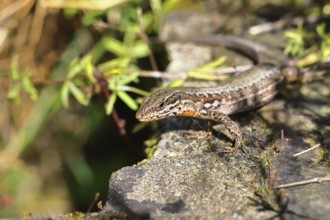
left=136, top=35, right=286, bottom=154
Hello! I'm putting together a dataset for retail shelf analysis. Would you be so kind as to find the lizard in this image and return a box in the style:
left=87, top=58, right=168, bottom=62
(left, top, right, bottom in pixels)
left=135, top=34, right=299, bottom=154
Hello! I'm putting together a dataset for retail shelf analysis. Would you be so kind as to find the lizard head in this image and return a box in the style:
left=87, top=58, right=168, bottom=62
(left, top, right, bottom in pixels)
left=136, top=88, right=195, bottom=121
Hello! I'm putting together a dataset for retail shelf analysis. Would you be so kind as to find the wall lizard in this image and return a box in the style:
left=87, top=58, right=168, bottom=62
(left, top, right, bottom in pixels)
left=136, top=35, right=297, bottom=154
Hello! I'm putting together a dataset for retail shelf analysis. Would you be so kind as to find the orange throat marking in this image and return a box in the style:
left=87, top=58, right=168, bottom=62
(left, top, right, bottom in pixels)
left=178, top=110, right=197, bottom=117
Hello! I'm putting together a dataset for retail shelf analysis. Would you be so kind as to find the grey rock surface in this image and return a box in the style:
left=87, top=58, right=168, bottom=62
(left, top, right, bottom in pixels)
left=105, top=131, right=274, bottom=219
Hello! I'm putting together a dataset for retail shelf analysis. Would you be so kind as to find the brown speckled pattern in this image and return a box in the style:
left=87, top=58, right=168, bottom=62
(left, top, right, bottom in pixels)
left=136, top=35, right=285, bottom=153
left=135, top=64, right=282, bottom=153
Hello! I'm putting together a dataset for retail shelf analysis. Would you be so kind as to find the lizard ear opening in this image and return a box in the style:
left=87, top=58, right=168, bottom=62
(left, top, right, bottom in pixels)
left=159, top=101, right=165, bottom=108
left=166, top=92, right=181, bottom=105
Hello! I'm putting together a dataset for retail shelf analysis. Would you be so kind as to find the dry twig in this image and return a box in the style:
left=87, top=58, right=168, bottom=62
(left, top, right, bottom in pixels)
left=293, top=143, right=320, bottom=157
left=273, top=176, right=330, bottom=189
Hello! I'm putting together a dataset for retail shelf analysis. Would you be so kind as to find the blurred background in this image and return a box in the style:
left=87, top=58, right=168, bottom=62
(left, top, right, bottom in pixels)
left=0, top=0, right=164, bottom=217
left=1, top=0, right=330, bottom=218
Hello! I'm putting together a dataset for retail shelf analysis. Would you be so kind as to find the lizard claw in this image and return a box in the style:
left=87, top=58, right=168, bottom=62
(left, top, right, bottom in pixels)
left=223, top=137, right=245, bottom=156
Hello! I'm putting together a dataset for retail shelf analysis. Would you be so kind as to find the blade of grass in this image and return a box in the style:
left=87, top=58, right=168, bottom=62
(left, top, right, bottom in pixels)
left=105, top=92, right=117, bottom=115
left=117, top=90, right=138, bottom=110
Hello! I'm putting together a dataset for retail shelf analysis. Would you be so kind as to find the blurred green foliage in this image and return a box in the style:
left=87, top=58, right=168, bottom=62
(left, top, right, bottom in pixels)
left=6, top=56, right=38, bottom=101
left=0, top=0, right=181, bottom=217
left=284, top=21, right=330, bottom=66
left=60, top=0, right=180, bottom=115
left=284, top=22, right=305, bottom=57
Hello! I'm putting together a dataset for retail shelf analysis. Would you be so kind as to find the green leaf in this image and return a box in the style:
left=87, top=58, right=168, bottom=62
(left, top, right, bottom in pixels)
left=65, top=154, right=94, bottom=186
left=117, top=90, right=138, bottom=110
left=105, top=92, right=117, bottom=115
left=164, top=79, right=185, bottom=88
left=10, top=56, right=20, bottom=80
left=284, top=31, right=301, bottom=40
left=162, top=0, right=180, bottom=13
left=82, top=10, right=106, bottom=26
left=103, top=67, right=123, bottom=76
left=150, top=0, right=162, bottom=14
left=316, top=23, right=326, bottom=38
left=131, top=41, right=149, bottom=58
left=195, top=56, right=227, bottom=71
left=132, top=121, right=150, bottom=133
left=102, top=36, right=125, bottom=56
left=107, top=78, right=116, bottom=91
left=296, top=53, right=319, bottom=67
left=61, top=82, right=70, bottom=108
left=117, top=85, right=150, bottom=96
left=188, top=71, right=225, bottom=80
left=98, top=58, right=131, bottom=76
left=117, top=71, right=139, bottom=85
left=123, top=32, right=137, bottom=45
left=7, top=84, right=20, bottom=100
left=141, top=13, right=154, bottom=31
left=284, top=30, right=304, bottom=56
left=67, top=81, right=89, bottom=106
left=99, top=58, right=131, bottom=70
left=22, top=72, right=38, bottom=100
left=67, top=59, right=83, bottom=78
left=63, top=8, right=78, bottom=18
left=81, top=54, right=94, bottom=82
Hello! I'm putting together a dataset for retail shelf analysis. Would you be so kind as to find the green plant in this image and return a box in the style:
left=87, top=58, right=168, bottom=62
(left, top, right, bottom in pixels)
left=284, top=21, right=330, bottom=66
left=6, top=56, right=38, bottom=101
left=60, top=0, right=180, bottom=115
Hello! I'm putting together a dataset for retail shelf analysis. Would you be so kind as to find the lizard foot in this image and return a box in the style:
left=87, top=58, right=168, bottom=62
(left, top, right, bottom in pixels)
left=223, top=137, right=245, bottom=156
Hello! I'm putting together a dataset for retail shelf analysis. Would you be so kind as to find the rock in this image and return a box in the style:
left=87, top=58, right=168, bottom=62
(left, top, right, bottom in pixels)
left=105, top=131, right=275, bottom=220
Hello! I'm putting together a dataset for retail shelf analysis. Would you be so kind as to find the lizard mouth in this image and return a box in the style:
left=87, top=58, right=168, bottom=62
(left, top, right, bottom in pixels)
left=136, top=109, right=163, bottom=122
left=135, top=109, right=153, bottom=121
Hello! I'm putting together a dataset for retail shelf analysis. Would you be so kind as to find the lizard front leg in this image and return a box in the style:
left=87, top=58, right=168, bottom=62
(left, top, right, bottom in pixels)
left=201, top=110, right=245, bottom=154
